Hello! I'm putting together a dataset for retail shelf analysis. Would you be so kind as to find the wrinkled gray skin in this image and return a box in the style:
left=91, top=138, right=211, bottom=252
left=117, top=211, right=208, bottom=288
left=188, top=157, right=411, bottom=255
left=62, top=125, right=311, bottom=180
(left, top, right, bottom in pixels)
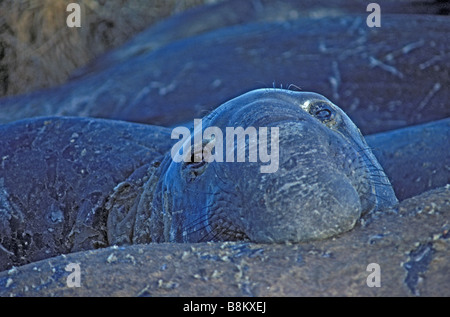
left=107, top=89, right=398, bottom=245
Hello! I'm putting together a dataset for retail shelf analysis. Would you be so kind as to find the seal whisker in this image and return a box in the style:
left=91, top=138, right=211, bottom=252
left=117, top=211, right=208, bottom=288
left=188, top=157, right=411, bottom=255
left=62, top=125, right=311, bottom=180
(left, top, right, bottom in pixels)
left=205, top=222, right=230, bottom=242
left=354, top=146, right=382, bottom=163
left=182, top=202, right=224, bottom=235
left=186, top=211, right=227, bottom=243
left=374, top=193, right=397, bottom=205
left=356, top=172, right=396, bottom=209
left=361, top=166, right=394, bottom=186
left=183, top=210, right=211, bottom=232
left=198, top=226, right=218, bottom=242
left=191, top=225, right=213, bottom=242
left=287, top=83, right=302, bottom=91
left=353, top=163, right=392, bottom=185
left=182, top=194, right=237, bottom=239
left=183, top=218, right=211, bottom=240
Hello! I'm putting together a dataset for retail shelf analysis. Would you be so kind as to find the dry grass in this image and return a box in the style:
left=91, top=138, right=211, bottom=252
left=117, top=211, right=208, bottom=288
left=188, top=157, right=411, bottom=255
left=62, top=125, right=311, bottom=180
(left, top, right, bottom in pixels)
left=0, top=0, right=218, bottom=97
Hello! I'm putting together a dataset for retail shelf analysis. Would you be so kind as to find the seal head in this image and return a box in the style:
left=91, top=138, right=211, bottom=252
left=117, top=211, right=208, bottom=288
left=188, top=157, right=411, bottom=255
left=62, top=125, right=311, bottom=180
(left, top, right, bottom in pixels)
left=118, top=89, right=398, bottom=244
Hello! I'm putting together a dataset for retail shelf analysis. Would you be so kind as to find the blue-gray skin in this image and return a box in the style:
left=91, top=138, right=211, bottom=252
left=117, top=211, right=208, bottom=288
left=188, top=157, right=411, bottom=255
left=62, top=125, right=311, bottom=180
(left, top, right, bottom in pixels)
left=107, top=89, right=398, bottom=245
left=0, top=89, right=397, bottom=271
left=0, top=117, right=172, bottom=271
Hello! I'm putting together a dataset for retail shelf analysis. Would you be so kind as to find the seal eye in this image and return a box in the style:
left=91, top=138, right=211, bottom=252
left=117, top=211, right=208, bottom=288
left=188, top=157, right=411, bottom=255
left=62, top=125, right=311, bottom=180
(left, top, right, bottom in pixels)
left=183, top=147, right=207, bottom=168
left=182, top=152, right=207, bottom=182
left=310, top=103, right=335, bottom=123
left=185, top=152, right=207, bottom=169
left=181, top=140, right=213, bottom=181
left=315, top=109, right=332, bottom=121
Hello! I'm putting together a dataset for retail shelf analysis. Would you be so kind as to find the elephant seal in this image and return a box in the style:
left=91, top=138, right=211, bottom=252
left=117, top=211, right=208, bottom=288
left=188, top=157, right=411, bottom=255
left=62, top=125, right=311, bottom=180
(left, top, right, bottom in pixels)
left=106, top=88, right=398, bottom=245
left=0, top=89, right=397, bottom=271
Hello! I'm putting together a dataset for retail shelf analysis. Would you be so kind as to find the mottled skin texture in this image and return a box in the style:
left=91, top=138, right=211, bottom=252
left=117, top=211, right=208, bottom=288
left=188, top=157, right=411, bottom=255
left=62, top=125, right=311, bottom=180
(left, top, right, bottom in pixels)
left=0, top=117, right=172, bottom=271
left=106, top=89, right=398, bottom=245
left=0, top=89, right=397, bottom=271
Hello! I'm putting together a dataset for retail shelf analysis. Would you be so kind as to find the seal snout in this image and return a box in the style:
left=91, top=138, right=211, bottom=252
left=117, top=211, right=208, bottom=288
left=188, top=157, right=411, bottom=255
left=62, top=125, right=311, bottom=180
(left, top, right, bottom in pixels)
left=161, top=89, right=397, bottom=244
left=242, top=165, right=363, bottom=243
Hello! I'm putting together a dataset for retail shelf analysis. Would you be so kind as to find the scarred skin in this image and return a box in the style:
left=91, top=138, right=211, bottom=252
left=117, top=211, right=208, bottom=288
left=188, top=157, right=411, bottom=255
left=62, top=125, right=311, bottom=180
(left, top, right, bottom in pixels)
left=0, top=89, right=397, bottom=271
